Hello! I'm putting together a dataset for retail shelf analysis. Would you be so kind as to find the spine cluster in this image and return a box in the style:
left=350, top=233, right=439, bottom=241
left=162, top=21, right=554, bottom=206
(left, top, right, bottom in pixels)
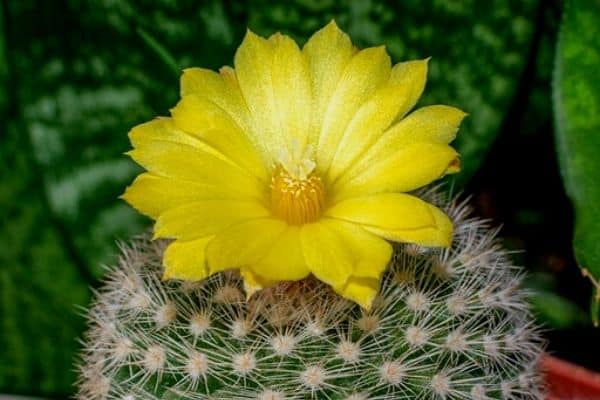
left=77, top=193, right=545, bottom=399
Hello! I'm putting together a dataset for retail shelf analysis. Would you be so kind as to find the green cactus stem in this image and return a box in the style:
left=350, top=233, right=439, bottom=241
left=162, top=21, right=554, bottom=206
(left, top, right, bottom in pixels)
left=77, top=192, right=545, bottom=399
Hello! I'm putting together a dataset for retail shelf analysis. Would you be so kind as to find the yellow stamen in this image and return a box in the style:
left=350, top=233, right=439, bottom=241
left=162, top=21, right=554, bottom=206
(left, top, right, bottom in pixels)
left=270, top=166, right=325, bottom=225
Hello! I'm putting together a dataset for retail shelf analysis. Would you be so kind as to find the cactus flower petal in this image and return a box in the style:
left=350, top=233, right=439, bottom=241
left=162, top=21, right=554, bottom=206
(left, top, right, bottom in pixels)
left=153, top=200, right=270, bottom=241
left=234, top=30, right=312, bottom=161
left=170, top=94, right=267, bottom=180
left=163, top=236, right=213, bottom=281
left=205, top=218, right=288, bottom=275
left=332, top=142, right=459, bottom=202
left=320, top=219, right=393, bottom=280
left=122, top=173, right=244, bottom=219
left=126, top=119, right=264, bottom=199
left=336, top=276, right=380, bottom=310
left=300, top=222, right=354, bottom=288
left=252, top=226, right=310, bottom=281
left=239, top=268, right=277, bottom=298
left=326, top=59, right=430, bottom=182
left=123, top=21, right=466, bottom=309
left=300, top=219, right=392, bottom=292
left=312, top=45, right=391, bottom=176
left=327, top=193, right=453, bottom=247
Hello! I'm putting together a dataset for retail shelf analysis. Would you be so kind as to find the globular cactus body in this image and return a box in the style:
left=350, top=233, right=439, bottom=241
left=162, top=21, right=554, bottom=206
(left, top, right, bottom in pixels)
left=78, top=195, right=545, bottom=399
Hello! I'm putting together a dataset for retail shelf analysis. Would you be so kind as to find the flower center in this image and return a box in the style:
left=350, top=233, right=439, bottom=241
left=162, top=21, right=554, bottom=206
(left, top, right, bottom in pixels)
left=270, top=142, right=324, bottom=225
left=270, top=167, right=325, bottom=225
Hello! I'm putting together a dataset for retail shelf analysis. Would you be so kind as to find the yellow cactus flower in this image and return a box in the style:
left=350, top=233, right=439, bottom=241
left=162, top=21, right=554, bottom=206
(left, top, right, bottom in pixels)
left=122, top=21, right=466, bottom=309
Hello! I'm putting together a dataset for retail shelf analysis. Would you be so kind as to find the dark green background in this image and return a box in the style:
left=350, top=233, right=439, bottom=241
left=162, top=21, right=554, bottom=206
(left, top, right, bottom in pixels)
left=0, top=0, right=595, bottom=397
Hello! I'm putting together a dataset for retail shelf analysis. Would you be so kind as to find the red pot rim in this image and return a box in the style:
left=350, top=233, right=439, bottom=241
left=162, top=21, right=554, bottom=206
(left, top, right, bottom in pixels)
left=542, top=354, right=600, bottom=400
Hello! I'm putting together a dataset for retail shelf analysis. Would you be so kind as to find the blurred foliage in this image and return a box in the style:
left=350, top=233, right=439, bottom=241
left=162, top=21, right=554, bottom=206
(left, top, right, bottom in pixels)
left=1, top=4, right=90, bottom=393
left=527, top=273, right=588, bottom=329
left=1, top=0, right=597, bottom=396
left=553, top=0, right=600, bottom=325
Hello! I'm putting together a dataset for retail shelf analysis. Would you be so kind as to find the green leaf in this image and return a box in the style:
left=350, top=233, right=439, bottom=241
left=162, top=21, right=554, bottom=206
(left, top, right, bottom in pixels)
left=553, top=0, right=600, bottom=325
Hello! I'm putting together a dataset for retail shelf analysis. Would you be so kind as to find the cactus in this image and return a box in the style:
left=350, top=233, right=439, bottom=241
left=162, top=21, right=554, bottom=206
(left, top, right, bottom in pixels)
left=77, top=192, right=545, bottom=399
